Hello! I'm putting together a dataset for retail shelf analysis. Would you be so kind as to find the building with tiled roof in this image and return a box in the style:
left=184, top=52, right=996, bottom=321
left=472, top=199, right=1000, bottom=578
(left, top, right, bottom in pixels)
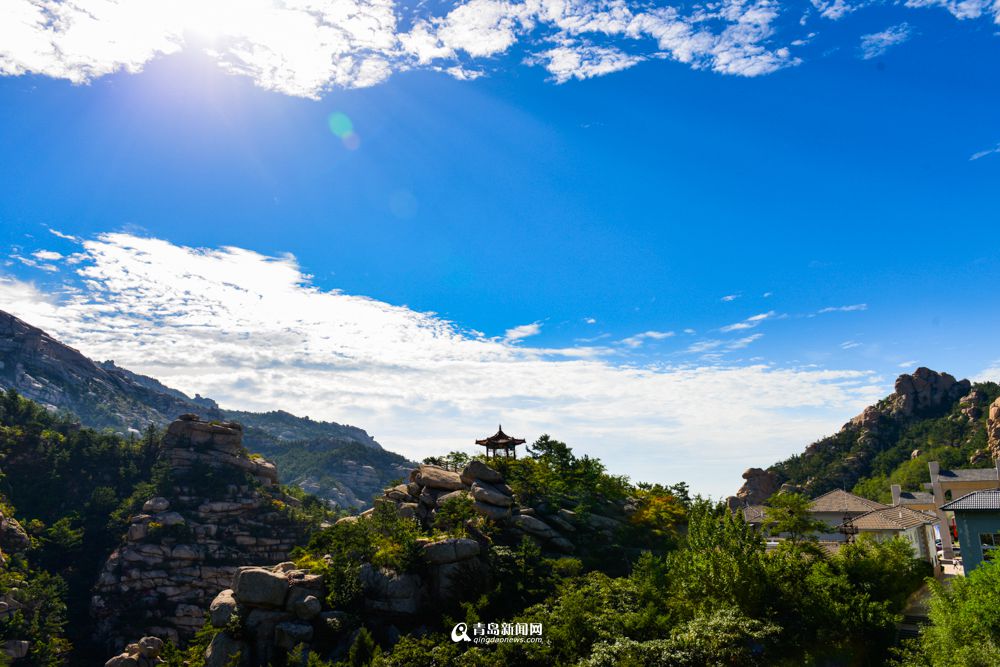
left=891, top=487, right=935, bottom=511
left=809, top=489, right=888, bottom=514
left=837, top=506, right=938, bottom=565
left=924, top=460, right=1000, bottom=559
left=941, top=489, right=1000, bottom=575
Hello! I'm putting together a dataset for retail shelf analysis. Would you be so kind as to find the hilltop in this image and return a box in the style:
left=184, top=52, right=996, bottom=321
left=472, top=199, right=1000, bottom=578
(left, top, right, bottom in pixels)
left=0, top=310, right=413, bottom=508
left=731, top=367, right=1000, bottom=506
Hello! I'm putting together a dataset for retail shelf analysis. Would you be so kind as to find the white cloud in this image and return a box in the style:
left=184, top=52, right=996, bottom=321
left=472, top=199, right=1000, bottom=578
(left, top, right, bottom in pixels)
left=620, top=329, right=675, bottom=347
left=32, top=250, right=64, bottom=261
left=0, top=232, right=888, bottom=497
left=898, top=359, right=917, bottom=368
left=841, top=340, right=861, bottom=349
left=811, top=0, right=865, bottom=20
left=49, top=228, right=80, bottom=242
left=584, top=317, right=597, bottom=324
left=504, top=321, right=542, bottom=342
left=720, top=310, right=775, bottom=332
left=0, top=0, right=804, bottom=96
left=530, top=43, right=644, bottom=83
left=11, top=254, right=59, bottom=272
left=858, top=23, right=912, bottom=60
left=721, top=293, right=741, bottom=302
left=976, top=361, right=1000, bottom=382
left=971, top=143, right=1000, bottom=161
left=818, top=303, right=868, bottom=313
left=727, top=333, right=763, bottom=349
left=904, top=0, right=995, bottom=20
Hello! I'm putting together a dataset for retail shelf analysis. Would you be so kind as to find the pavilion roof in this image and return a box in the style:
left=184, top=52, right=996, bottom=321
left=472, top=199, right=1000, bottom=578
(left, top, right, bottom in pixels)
left=475, top=425, right=526, bottom=448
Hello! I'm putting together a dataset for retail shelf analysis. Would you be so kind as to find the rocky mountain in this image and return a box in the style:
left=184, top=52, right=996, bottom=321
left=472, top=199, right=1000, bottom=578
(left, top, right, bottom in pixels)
left=92, top=415, right=313, bottom=649
left=730, top=367, right=1000, bottom=506
left=0, top=310, right=415, bottom=507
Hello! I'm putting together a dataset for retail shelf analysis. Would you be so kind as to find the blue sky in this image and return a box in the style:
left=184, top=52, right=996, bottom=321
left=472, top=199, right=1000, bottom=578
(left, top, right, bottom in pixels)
left=1, top=0, right=1000, bottom=496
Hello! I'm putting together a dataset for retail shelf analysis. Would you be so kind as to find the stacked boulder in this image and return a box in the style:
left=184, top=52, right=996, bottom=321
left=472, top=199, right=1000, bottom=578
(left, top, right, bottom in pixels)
left=104, top=637, right=165, bottom=667
left=202, top=562, right=328, bottom=667
left=92, top=415, right=311, bottom=649
left=376, top=461, right=584, bottom=555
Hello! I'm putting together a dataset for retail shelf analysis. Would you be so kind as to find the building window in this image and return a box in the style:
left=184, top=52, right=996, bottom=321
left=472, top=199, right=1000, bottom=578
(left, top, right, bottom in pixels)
left=979, top=533, right=1000, bottom=561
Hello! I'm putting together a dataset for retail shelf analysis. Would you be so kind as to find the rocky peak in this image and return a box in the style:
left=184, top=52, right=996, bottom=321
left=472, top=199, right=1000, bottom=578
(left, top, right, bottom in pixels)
left=889, top=367, right=971, bottom=418
left=92, top=415, right=310, bottom=649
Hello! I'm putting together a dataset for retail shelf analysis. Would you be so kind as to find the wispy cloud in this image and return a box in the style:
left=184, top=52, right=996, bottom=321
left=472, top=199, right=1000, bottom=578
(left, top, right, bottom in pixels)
left=970, top=143, right=1000, bottom=161
left=858, top=23, right=912, bottom=60
left=504, top=322, right=542, bottom=343
left=898, top=360, right=917, bottom=368
left=32, top=250, right=63, bottom=261
left=10, top=253, right=58, bottom=272
left=0, top=232, right=887, bottom=497
left=720, top=311, right=775, bottom=332
left=841, top=340, right=861, bottom=349
left=686, top=333, right=764, bottom=354
left=721, top=293, right=741, bottom=302
left=621, top=330, right=675, bottom=348
left=818, top=303, right=868, bottom=314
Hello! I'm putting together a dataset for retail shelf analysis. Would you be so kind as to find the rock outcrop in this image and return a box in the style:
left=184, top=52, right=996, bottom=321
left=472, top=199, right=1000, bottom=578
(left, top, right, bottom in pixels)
left=728, top=468, right=782, bottom=508
left=889, top=367, right=971, bottom=418
left=92, top=416, right=311, bottom=649
left=988, top=397, right=1000, bottom=461
left=104, top=636, right=166, bottom=667
left=374, top=462, right=604, bottom=556
left=199, top=540, right=488, bottom=667
left=0, top=506, right=29, bottom=563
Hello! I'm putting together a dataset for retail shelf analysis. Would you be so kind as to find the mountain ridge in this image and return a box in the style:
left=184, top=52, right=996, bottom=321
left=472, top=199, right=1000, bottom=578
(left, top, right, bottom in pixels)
left=0, top=309, right=414, bottom=508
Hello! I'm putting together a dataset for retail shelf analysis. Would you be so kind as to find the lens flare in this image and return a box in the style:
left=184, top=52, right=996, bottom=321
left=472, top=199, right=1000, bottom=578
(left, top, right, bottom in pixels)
left=328, top=112, right=360, bottom=150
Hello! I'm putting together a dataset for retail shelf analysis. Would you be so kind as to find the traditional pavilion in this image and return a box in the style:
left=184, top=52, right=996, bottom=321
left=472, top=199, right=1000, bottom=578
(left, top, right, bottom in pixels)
left=476, top=425, right=526, bottom=459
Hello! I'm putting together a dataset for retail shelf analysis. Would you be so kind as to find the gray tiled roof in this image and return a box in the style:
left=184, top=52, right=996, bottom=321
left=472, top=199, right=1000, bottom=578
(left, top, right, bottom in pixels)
left=941, top=489, right=1000, bottom=511
left=809, top=489, right=888, bottom=513
left=742, top=505, right=769, bottom=523
left=897, top=491, right=934, bottom=505
left=847, top=506, right=936, bottom=531
left=937, top=468, right=999, bottom=482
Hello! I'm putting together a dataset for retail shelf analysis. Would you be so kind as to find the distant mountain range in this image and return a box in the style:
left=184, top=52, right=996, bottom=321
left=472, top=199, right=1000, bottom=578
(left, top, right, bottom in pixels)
left=0, top=310, right=413, bottom=507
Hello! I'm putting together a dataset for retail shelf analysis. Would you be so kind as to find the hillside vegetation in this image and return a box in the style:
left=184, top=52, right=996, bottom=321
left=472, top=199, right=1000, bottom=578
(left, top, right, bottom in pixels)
left=741, top=369, right=1000, bottom=505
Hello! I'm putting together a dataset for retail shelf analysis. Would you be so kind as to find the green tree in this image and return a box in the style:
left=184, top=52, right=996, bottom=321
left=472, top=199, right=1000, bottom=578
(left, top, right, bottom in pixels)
left=348, top=627, right=378, bottom=667
left=766, top=492, right=827, bottom=545
left=897, top=559, right=1000, bottom=666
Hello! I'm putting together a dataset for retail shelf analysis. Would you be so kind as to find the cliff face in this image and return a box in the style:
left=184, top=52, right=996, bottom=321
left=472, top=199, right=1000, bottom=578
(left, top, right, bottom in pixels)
left=731, top=368, right=997, bottom=505
left=92, top=415, right=311, bottom=649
